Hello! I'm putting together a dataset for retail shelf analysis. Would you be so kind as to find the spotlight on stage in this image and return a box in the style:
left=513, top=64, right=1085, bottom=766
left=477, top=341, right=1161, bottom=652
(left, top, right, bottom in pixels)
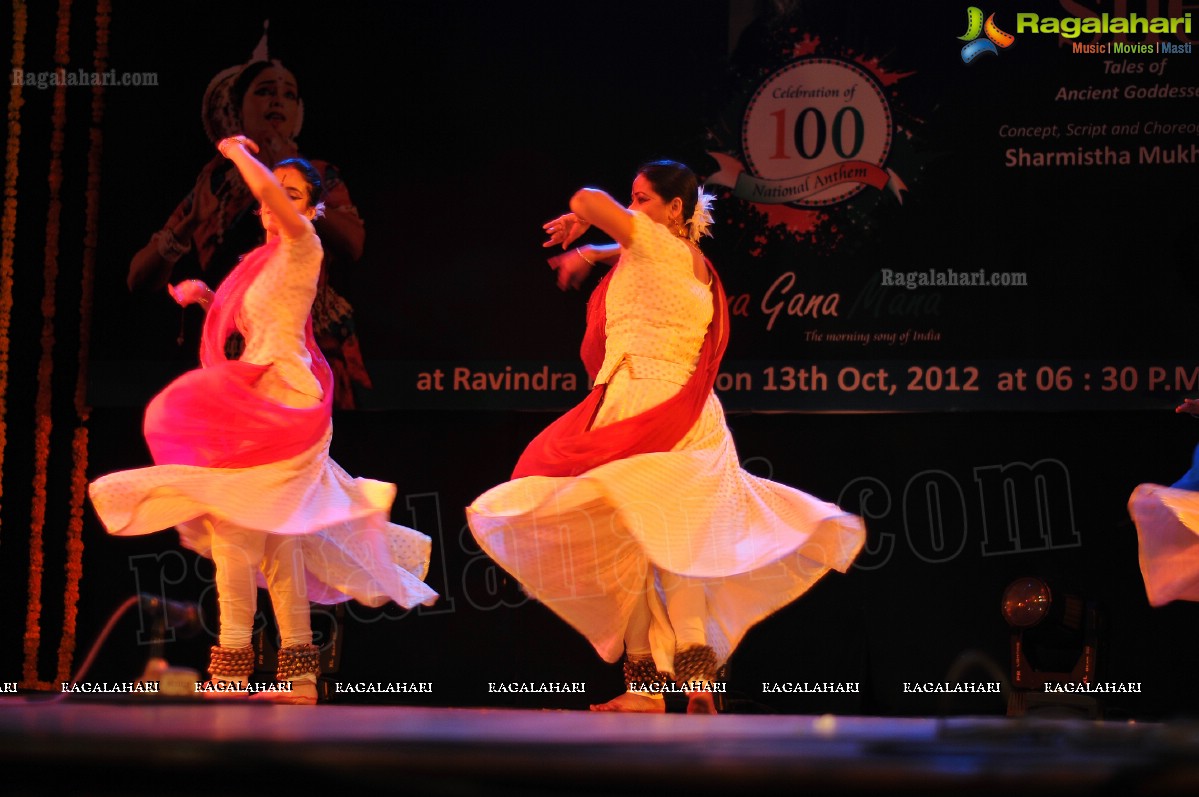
left=1001, top=576, right=1052, bottom=629
left=1001, top=576, right=1100, bottom=718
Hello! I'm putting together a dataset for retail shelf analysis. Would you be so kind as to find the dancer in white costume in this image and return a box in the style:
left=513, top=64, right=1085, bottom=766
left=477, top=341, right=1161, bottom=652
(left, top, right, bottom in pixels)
left=467, top=160, right=865, bottom=713
left=1129, top=397, right=1199, bottom=606
left=90, top=135, right=437, bottom=704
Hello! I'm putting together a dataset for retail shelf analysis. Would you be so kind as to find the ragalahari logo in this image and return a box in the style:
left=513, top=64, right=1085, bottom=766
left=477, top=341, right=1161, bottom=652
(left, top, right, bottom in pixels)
left=959, top=7, right=1016, bottom=63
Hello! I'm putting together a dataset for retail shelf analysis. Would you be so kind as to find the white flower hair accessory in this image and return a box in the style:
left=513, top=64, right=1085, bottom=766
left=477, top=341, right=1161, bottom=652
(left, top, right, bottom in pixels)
left=687, top=188, right=716, bottom=243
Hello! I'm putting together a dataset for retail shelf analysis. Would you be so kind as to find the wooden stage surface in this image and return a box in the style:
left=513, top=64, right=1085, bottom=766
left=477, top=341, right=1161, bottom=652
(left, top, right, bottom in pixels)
left=1, top=697, right=1197, bottom=795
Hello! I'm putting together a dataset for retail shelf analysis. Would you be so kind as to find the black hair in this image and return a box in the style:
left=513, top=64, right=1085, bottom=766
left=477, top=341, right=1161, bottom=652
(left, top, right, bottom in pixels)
left=636, top=160, right=698, bottom=221
left=273, top=157, right=323, bottom=207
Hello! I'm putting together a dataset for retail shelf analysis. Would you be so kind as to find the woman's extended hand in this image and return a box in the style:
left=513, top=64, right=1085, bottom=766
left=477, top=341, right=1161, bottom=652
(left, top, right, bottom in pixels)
left=542, top=213, right=590, bottom=249
left=217, top=135, right=260, bottom=159
left=1176, top=398, right=1199, bottom=415
left=169, top=279, right=214, bottom=310
left=547, top=248, right=594, bottom=291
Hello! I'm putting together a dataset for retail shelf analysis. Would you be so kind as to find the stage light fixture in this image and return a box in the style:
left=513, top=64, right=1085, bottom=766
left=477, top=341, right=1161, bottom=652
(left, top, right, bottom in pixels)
left=1001, top=576, right=1052, bottom=628
left=1001, top=576, right=1100, bottom=718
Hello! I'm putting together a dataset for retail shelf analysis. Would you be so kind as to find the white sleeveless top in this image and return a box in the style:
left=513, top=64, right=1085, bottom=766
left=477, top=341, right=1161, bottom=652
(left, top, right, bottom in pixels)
left=593, top=211, right=712, bottom=387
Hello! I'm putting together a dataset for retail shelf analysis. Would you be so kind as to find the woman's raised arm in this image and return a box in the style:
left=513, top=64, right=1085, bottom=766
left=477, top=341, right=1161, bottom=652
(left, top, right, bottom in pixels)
left=569, top=188, right=636, bottom=248
left=218, top=136, right=311, bottom=239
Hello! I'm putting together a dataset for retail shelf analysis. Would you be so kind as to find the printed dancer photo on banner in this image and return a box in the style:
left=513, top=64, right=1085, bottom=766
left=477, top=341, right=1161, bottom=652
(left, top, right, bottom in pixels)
left=127, top=23, right=374, bottom=408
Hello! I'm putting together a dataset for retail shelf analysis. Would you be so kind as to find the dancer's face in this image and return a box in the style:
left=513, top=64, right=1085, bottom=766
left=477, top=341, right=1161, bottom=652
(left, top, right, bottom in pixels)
left=259, top=166, right=315, bottom=235
left=629, top=174, right=682, bottom=229
left=241, top=66, right=300, bottom=142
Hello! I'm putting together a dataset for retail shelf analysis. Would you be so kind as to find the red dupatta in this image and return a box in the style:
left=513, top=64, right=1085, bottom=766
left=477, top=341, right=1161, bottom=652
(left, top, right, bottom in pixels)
left=143, top=238, right=335, bottom=468
left=511, top=258, right=729, bottom=479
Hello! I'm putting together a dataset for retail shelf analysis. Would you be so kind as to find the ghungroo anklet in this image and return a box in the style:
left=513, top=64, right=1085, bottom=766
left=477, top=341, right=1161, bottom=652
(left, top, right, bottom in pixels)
left=276, top=643, right=320, bottom=681
left=673, top=644, right=718, bottom=689
left=208, top=644, right=254, bottom=679
left=624, top=653, right=669, bottom=692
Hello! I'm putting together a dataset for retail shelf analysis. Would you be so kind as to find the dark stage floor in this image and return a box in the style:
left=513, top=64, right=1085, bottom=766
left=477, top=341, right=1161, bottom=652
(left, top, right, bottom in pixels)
left=1, top=697, right=1197, bottom=796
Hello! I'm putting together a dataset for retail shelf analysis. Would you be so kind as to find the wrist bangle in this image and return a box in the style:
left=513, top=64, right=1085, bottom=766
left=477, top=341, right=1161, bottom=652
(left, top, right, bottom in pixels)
left=576, top=247, right=595, bottom=267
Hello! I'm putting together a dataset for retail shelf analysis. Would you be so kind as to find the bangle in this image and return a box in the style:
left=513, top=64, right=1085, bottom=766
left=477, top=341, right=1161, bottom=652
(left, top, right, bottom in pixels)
left=576, top=247, right=595, bottom=267
left=218, top=137, right=243, bottom=158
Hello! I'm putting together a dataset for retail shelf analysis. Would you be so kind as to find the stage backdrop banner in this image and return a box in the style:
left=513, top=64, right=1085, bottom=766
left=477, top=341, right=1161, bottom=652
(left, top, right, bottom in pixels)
left=689, top=0, right=1199, bottom=412
left=86, top=1, right=1199, bottom=413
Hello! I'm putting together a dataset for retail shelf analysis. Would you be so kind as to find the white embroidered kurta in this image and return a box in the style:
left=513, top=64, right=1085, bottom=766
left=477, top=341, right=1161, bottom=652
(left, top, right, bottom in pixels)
left=89, top=218, right=437, bottom=610
left=467, top=212, right=865, bottom=673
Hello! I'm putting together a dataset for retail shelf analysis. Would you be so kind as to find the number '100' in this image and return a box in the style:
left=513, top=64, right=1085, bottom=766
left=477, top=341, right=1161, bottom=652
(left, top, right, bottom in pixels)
left=770, top=107, right=864, bottom=160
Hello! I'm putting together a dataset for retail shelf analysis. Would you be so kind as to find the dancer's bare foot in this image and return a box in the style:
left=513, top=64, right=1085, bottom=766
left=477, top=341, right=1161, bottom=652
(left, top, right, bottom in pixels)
left=590, top=692, right=666, bottom=713
left=686, top=692, right=717, bottom=714
left=249, top=680, right=317, bottom=705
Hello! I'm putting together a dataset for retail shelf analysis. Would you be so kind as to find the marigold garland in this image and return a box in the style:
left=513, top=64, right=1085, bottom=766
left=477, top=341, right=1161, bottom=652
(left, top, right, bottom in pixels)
left=0, top=1, right=27, bottom=558
left=22, top=0, right=73, bottom=690
left=56, top=0, right=111, bottom=684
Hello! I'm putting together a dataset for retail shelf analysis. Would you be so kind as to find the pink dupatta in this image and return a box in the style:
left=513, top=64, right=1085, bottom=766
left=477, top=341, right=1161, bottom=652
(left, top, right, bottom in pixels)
left=511, top=258, right=729, bottom=479
left=143, top=238, right=334, bottom=468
